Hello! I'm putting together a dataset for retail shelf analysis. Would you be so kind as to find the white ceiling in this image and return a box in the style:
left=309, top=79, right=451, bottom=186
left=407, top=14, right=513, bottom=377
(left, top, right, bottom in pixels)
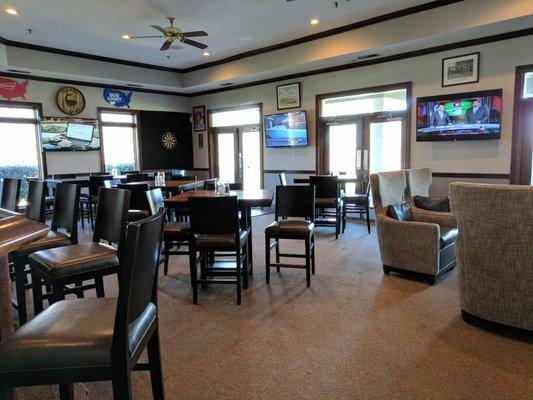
left=0, top=0, right=429, bottom=69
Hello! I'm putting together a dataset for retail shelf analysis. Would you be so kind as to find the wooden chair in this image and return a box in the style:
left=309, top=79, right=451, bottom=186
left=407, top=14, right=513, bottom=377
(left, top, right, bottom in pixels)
left=9, top=182, right=79, bottom=325
left=146, top=188, right=190, bottom=275
left=265, top=185, right=316, bottom=287
left=309, top=175, right=342, bottom=239
left=342, top=181, right=371, bottom=234
left=187, top=196, right=249, bottom=305
left=80, top=175, right=113, bottom=229
left=29, top=188, right=130, bottom=314
left=0, top=178, right=21, bottom=211
left=118, top=183, right=150, bottom=222
left=0, top=209, right=166, bottom=400
left=126, top=173, right=149, bottom=182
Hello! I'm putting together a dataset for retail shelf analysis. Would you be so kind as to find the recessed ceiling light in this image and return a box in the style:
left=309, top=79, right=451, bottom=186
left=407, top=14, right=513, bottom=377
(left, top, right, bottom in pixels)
left=203, top=51, right=210, bottom=57
left=121, top=34, right=131, bottom=40
left=4, top=8, right=19, bottom=15
left=310, top=18, right=320, bottom=25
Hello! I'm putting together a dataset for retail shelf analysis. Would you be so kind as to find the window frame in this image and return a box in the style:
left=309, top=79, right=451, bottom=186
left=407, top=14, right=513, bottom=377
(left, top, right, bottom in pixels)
left=97, top=107, right=142, bottom=173
left=0, top=100, right=45, bottom=179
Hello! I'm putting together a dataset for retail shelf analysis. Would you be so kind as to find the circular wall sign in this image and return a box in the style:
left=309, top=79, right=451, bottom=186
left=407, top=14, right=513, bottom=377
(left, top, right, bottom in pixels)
left=56, top=87, right=85, bottom=115
left=161, top=132, right=177, bottom=150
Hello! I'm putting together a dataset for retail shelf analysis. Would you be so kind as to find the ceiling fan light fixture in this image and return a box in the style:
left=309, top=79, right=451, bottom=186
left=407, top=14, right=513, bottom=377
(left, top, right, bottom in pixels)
left=4, top=8, right=19, bottom=15
left=121, top=34, right=131, bottom=40
left=310, top=18, right=320, bottom=25
left=203, top=51, right=210, bottom=57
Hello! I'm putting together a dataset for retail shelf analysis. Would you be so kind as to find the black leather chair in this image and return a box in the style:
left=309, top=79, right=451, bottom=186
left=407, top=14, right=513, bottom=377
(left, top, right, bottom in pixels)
left=342, top=181, right=371, bottom=234
left=279, top=173, right=287, bottom=186
left=0, top=178, right=21, bottom=211
left=9, top=182, right=79, bottom=325
left=118, top=183, right=150, bottom=222
left=265, top=186, right=316, bottom=287
left=188, top=196, right=249, bottom=305
left=0, top=209, right=166, bottom=400
left=309, top=175, right=342, bottom=239
left=126, top=173, right=149, bottom=183
left=80, top=175, right=113, bottom=229
left=29, top=188, right=130, bottom=313
left=25, top=179, right=47, bottom=223
left=146, top=188, right=190, bottom=275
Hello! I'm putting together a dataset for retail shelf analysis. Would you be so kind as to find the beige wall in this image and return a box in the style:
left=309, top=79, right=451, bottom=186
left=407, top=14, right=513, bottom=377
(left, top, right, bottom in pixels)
left=191, top=35, right=533, bottom=192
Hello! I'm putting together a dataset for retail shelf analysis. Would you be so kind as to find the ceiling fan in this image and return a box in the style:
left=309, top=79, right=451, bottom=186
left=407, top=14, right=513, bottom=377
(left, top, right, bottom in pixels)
left=127, top=17, right=208, bottom=51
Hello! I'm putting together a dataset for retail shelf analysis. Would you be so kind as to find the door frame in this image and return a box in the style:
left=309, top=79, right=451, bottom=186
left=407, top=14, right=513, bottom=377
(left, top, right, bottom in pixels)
left=510, top=64, right=533, bottom=184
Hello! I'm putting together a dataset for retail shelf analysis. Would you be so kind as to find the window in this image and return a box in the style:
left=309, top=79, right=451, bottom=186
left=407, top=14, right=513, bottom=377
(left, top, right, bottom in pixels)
left=321, top=89, right=407, bottom=118
left=523, top=72, right=533, bottom=99
left=210, top=107, right=260, bottom=127
left=98, top=110, right=139, bottom=174
left=0, top=102, right=42, bottom=200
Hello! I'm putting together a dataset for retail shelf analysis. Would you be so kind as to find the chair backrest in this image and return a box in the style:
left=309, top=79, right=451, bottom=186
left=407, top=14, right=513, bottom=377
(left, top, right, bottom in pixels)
left=145, top=188, right=165, bottom=215
left=126, top=173, right=149, bottom=183
left=93, top=188, right=131, bottom=250
left=171, top=169, right=186, bottom=178
left=173, top=175, right=196, bottom=181
left=449, top=182, right=533, bottom=330
left=112, top=208, right=165, bottom=360
left=51, top=183, right=80, bottom=244
left=122, top=170, right=140, bottom=175
left=279, top=173, right=287, bottom=186
left=188, top=196, right=240, bottom=235
left=275, top=185, right=315, bottom=220
left=369, top=170, right=408, bottom=217
left=117, top=183, right=150, bottom=211
left=103, top=179, right=122, bottom=188
left=89, top=175, right=113, bottom=196
left=0, top=178, right=21, bottom=211
left=309, top=175, right=338, bottom=199
left=52, top=173, right=76, bottom=179
left=407, top=168, right=432, bottom=198
left=203, top=179, right=217, bottom=190
left=90, top=172, right=110, bottom=176
left=25, top=179, right=46, bottom=223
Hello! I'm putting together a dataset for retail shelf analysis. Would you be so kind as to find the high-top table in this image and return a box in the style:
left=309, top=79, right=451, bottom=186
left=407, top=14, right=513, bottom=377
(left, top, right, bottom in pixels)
left=164, top=189, right=274, bottom=272
left=0, top=209, right=49, bottom=400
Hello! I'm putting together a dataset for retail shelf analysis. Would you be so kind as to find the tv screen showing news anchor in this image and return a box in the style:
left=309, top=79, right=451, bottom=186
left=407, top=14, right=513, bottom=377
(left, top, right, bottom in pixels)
left=416, top=89, right=502, bottom=141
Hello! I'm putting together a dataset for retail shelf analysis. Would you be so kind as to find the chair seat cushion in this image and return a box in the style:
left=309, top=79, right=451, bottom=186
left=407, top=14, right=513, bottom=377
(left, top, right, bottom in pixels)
left=440, top=227, right=458, bottom=248
left=265, top=220, right=314, bottom=238
left=29, top=242, right=118, bottom=279
left=414, top=195, right=451, bottom=212
left=127, top=209, right=150, bottom=222
left=10, top=231, right=70, bottom=259
left=0, top=298, right=157, bottom=373
left=388, top=202, right=413, bottom=221
left=194, top=230, right=248, bottom=249
left=315, top=198, right=339, bottom=208
left=164, top=222, right=190, bottom=241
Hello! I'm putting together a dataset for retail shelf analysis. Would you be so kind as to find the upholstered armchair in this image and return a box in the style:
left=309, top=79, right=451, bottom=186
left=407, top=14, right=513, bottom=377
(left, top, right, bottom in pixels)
left=406, top=168, right=456, bottom=228
left=450, top=182, right=533, bottom=332
left=370, top=170, right=457, bottom=284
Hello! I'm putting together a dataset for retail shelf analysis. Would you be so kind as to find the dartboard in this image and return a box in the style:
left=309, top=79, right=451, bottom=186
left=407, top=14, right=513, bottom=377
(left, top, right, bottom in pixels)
left=161, top=132, right=177, bottom=150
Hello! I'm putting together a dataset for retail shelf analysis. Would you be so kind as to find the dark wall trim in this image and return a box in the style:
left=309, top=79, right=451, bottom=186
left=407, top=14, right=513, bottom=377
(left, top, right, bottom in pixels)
left=181, top=0, right=465, bottom=72
left=191, top=27, right=533, bottom=97
left=432, top=172, right=510, bottom=179
left=0, top=72, right=189, bottom=97
left=264, top=169, right=317, bottom=174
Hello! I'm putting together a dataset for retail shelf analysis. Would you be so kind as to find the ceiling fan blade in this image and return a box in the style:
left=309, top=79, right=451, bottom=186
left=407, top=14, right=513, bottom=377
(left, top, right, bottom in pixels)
left=182, top=38, right=208, bottom=49
left=129, top=35, right=163, bottom=39
left=160, top=40, right=173, bottom=51
left=151, top=25, right=168, bottom=34
left=181, top=31, right=208, bottom=37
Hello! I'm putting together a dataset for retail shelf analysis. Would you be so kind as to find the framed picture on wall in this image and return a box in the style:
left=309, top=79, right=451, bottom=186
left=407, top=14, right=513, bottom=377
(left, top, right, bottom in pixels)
left=276, top=82, right=301, bottom=109
left=442, top=52, right=480, bottom=87
left=193, top=105, right=206, bottom=132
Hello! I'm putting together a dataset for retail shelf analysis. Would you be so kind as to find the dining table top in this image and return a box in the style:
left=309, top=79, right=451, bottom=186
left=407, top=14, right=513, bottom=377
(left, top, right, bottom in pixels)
left=293, top=175, right=358, bottom=184
left=164, top=189, right=274, bottom=208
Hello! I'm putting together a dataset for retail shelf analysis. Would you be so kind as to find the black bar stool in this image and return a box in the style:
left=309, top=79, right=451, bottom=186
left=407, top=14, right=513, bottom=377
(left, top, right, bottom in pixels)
left=29, top=187, right=130, bottom=314
left=0, top=209, right=167, bottom=400
left=265, top=185, right=316, bottom=287
left=309, top=175, right=342, bottom=239
left=342, top=181, right=371, bottom=234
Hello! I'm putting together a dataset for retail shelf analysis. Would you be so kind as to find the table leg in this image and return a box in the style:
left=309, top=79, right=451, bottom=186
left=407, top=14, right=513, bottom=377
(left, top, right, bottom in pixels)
left=0, top=255, right=15, bottom=400
left=246, top=207, right=253, bottom=275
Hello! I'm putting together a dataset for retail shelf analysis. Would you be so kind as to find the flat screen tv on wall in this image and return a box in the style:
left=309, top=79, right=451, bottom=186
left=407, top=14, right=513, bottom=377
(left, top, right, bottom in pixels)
left=264, top=110, right=308, bottom=148
left=416, top=89, right=502, bottom=141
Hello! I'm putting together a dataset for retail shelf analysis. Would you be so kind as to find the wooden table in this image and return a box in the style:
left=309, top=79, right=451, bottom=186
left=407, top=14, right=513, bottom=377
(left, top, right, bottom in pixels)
left=0, top=209, right=49, bottom=400
left=164, top=189, right=274, bottom=271
left=293, top=175, right=358, bottom=184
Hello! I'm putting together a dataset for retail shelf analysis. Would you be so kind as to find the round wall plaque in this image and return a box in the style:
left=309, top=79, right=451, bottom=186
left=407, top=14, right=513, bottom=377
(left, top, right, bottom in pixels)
left=161, top=132, right=177, bottom=150
left=56, top=87, right=85, bottom=115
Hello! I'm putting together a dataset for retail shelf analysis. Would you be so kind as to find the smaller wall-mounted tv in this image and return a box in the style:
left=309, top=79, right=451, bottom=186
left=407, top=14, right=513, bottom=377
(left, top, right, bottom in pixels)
left=416, top=89, right=502, bottom=141
left=264, top=110, right=308, bottom=148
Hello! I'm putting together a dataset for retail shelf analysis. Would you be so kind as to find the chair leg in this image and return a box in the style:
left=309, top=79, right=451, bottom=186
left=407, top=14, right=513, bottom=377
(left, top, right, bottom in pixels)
left=31, top=271, right=44, bottom=316
left=342, top=204, right=347, bottom=233
left=311, top=234, right=316, bottom=275
left=236, top=249, right=242, bottom=305
left=200, top=252, right=208, bottom=289
left=242, top=242, right=249, bottom=290
left=275, top=239, right=280, bottom=272
left=80, top=202, right=85, bottom=229
left=112, top=373, right=132, bottom=400
left=163, top=241, right=170, bottom=275
left=147, top=330, right=165, bottom=400
left=265, top=236, right=270, bottom=285
left=89, top=203, right=94, bottom=230
left=95, top=277, right=105, bottom=297
left=59, top=383, right=74, bottom=400
left=366, top=205, right=371, bottom=234
left=188, top=248, right=198, bottom=304
left=51, top=282, right=65, bottom=304
left=13, top=262, right=28, bottom=325
left=305, top=237, right=311, bottom=287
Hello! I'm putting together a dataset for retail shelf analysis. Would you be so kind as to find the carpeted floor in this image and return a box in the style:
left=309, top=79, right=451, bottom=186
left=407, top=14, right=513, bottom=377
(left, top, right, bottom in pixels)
left=14, top=215, right=533, bottom=399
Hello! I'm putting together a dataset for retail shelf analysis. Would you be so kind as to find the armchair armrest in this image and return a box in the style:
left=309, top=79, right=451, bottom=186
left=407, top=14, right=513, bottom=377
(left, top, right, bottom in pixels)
left=412, top=206, right=457, bottom=228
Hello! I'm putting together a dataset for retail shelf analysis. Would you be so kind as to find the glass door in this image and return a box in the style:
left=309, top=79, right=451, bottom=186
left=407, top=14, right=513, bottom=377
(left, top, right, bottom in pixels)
left=241, top=127, right=261, bottom=190
left=216, top=129, right=237, bottom=184
left=365, top=117, right=404, bottom=174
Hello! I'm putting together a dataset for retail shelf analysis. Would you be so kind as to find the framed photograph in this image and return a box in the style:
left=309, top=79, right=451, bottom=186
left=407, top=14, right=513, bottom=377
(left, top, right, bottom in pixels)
left=276, top=82, right=301, bottom=110
left=442, top=52, right=480, bottom=87
left=192, top=105, right=206, bottom=132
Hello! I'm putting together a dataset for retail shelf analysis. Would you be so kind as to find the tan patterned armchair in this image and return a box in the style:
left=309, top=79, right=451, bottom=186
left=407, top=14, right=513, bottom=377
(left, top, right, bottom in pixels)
left=370, top=170, right=457, bottom=284
left=450, top=182, right=533, bottom=332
